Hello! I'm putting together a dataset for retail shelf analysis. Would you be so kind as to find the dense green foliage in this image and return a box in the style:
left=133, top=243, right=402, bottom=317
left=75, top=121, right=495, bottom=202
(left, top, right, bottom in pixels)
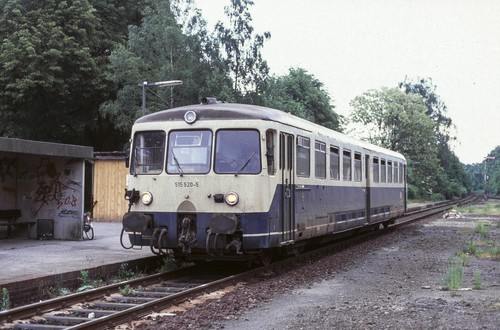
left=350, top=83, right=471, bottom=200
left=465, top=147, right=500, bottom=196
left=262, top=68, right=343, bottom=131
left=0, top=0, right=477, bottom=198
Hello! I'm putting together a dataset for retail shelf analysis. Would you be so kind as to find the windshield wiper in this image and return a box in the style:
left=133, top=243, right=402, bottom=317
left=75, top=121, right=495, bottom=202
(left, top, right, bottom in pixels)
left=235, top=152, right=256, bottom=176
left=171, top=150, right=184, bottom=176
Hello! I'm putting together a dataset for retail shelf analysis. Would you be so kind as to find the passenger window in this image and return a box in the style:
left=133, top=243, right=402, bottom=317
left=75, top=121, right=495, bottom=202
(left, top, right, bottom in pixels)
left=296, top=136, right=310, bottom=177
left=343, top=150, right=351, bottom=181
left=387, top=161, right=393, bottom=183
left=394, top=161, right=399, bottom=183
left=354, top=152, right=362, bottom=182
left=399, top=163, right=404, bottom=183
left=330, top=146, right=340, bottom=180
left=381, top=159, right=386, bottom=183
left=315, top=141, right=326, bottom=179
left=266, top=130, right=276, bottom=175
left=373, top=157, right=379, bottom=183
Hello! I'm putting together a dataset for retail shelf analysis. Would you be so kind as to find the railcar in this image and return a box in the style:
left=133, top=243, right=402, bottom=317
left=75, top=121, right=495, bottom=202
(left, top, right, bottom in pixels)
left=121, top=98, right=407, bottom=264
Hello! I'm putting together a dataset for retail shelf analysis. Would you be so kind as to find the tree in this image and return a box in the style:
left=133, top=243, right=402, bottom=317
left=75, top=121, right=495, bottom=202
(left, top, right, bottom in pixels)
left=214, top=0, right=271, bottom=96
left=0, top=0, right=145, bottom=149
left=349, top=87, right=441, bottom=198
left=262, top=68, right=343, bottom=131
left=99, top=0, right=224, bottom=134
left=400, top=77, right=470, bottom=198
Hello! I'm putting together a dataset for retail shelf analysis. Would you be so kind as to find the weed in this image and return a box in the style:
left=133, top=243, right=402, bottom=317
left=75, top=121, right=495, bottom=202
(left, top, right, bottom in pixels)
left=117, top=263, right=135, bottom=280
left=474, top=221, right=490, bottom=240
left=157, top=258, right=178, bottom=273
left=463, top=240, right=477, bottom=256
left=120, top=284, right=134, bottom=295
left=443, top=257, right=464, bottom=291
left=487, top=245, right=500, bottom=259
left=472, top=270, right=482, bottom=290
left=79, top=270, right=91, bottom=286
left=1, top=288, right=9, bottom=311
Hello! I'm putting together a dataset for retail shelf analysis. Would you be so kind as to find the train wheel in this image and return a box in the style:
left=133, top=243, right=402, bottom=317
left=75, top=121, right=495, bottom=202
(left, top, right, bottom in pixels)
left=260, top=250, right=273, bottom=266
left=382, top=221, right=390, bottom=229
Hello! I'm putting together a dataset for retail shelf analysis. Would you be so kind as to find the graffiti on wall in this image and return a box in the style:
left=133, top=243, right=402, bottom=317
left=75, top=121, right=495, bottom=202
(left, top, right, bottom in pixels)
left=31, top=158, right=82, bottom=218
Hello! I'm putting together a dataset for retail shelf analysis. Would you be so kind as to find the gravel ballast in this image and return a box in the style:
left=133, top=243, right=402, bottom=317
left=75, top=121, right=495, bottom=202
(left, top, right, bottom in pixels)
left=132, top=209, right=500, bottom=330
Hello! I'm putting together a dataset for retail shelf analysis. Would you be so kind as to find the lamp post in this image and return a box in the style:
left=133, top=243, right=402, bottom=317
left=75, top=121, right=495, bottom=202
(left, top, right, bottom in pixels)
left=138, top=80, right=183, bottom=116
left=483, top=156, right=495, bottom=199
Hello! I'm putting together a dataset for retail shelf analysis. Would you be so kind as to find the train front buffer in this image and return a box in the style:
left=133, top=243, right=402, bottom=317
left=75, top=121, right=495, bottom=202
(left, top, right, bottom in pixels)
left=121, top=187, right=255, bottom=260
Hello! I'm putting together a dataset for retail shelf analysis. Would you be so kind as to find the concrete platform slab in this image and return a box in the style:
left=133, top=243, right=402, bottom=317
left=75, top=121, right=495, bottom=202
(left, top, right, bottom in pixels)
left=0, top=222, right=152, bottom=286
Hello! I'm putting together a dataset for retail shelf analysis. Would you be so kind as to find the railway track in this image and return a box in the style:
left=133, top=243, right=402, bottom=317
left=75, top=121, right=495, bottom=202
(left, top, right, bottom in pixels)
left=0, top=196, right=476, bottom=330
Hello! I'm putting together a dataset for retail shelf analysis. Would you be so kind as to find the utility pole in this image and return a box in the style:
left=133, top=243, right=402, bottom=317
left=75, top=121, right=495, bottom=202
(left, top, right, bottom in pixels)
left=483, top=156, right=495, bottom=199
left=138, top=80, right=183, bottom=116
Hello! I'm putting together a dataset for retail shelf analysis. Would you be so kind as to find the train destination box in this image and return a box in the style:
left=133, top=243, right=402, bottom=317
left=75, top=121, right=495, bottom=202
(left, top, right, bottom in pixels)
left=0, top=137, right=93, bottom=240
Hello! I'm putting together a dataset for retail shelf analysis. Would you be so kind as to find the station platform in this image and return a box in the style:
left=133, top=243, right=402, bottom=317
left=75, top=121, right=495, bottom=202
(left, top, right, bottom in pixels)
left=0, top=222, right=153, bottom=287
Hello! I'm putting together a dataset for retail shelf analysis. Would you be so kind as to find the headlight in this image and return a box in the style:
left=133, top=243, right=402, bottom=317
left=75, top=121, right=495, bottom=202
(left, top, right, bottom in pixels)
left=141, top=191, right=153, bottom=205
left=224, top=191, right=239, bottom=206
left=184, top=110, right=197, bottom=124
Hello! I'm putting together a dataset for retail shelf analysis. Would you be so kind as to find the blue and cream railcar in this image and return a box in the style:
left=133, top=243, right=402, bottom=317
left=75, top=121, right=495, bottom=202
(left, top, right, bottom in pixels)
left=121, top=99, right=407, bottom=263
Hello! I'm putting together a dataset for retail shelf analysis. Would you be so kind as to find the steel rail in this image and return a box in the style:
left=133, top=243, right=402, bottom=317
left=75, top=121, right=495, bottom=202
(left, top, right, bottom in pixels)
left=1, top=196, right=477, bottom=329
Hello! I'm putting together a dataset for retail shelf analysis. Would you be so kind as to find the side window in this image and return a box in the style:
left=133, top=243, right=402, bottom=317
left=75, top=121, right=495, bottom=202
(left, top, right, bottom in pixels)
left=354, top=152, right=362, bottom=182
left=315, top=141, right=326, bottom=179
left=330, top=146, right=340, bottom=180
left=394, top=161, right=399, bottom=183
left=296, top=136, right=310, bottom=177
left=387, top=160, right=393, bottom=183
left=373, top=157, right=379, bottom=183
left=266, top=130, right=276, bottom=175
left=399, top=162, right=404, bottom=183
left=381, top=159, right=386, bottom=183
left=343, top=149, right=352, bottom=181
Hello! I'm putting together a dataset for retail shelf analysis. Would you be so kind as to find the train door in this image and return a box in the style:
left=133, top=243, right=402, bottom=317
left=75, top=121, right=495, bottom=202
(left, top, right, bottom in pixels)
left=364, top=154, right=371, bottom=224
left=280, top=132, right=295, bottom=243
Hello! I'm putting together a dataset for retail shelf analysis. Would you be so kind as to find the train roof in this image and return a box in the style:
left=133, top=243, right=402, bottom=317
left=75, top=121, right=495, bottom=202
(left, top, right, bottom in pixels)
left=135, top=102, right=405, bottom=161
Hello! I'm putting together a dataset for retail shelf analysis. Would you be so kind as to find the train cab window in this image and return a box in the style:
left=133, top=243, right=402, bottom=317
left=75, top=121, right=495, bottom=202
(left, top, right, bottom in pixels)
left=399, top=162, right=404, bottom=183
left=215, top=129, right=261, bottom=174
left=296, top=136, right=310, bottom=177
left=131, top=131, right=166, bottom=175
left=373, top=157, right=379, bottom=183
left=315, top=141, right=326, bottom=179
left=330, top=146, right=340, bottom=180
left=266, top=130, right=276, bottom=175
left=387, top=160, right=393, bottom=183
left=381, top=159, right=387, bottom=183
left=354, top=152, right=362, bottom=182
left=167, top=130, right=212, bottom=174
left=343, top=150, right=352, bottom=181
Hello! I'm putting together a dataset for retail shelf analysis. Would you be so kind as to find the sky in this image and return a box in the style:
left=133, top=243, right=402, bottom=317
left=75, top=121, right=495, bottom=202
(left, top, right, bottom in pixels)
left=195, top=0, right=500, bottom=164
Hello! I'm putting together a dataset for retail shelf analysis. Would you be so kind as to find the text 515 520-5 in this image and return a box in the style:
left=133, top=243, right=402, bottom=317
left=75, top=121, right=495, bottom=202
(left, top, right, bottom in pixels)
left=175, top=182, right=199, bottom=188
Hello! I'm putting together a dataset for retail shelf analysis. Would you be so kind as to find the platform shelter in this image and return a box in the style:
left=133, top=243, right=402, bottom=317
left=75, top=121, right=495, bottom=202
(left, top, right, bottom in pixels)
left=0, top=138, right=93, bottom=240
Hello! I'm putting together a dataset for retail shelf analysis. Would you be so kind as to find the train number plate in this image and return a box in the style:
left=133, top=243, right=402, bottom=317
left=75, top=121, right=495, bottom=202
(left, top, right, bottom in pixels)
left=174, top=181, right=199, bottom=188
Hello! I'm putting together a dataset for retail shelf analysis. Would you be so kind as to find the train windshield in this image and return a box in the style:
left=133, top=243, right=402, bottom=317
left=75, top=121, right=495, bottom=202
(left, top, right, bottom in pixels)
left=215, top=130, right=261, bottom=174
left=131, top=131, right=166, bottom=175
left=166, top=130, right=212, bottom=174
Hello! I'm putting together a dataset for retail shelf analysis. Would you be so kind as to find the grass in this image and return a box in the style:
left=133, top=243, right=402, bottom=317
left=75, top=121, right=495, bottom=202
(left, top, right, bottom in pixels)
left=443, top=256, right=465, bottom=291
left=444, top=208, right=500, bottom=291
left=456, top=200, right=500, bottom=215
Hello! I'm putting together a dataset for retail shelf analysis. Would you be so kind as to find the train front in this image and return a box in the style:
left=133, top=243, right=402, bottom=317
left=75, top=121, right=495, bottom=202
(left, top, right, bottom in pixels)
left=121, top=102, right=273, bottom=262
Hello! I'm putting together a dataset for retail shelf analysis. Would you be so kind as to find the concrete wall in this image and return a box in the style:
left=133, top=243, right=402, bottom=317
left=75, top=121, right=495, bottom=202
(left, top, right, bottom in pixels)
left=0, top=138, right=93, bottom=240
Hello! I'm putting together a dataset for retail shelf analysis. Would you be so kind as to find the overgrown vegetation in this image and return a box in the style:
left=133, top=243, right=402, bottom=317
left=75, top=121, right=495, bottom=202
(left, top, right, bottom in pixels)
left=443, top=212, right=499, bottom=291
left=1, top=287, right=9, bottom=311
